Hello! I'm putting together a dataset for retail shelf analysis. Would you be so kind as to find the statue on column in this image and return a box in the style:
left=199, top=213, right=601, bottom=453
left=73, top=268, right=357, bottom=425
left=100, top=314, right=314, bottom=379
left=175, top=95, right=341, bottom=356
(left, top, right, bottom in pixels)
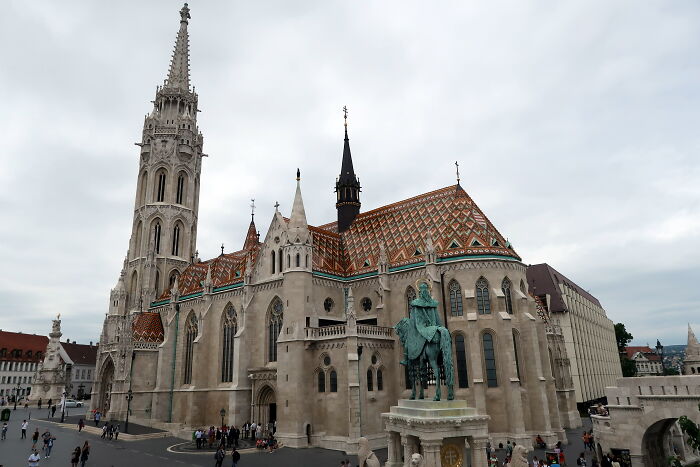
left=395, top=281, right=454, bottom=401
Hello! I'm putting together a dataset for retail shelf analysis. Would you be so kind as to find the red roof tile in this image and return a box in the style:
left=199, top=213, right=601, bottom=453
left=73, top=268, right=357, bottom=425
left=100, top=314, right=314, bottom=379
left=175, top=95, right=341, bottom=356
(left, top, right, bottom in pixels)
left=62, top=342, right=97, bottom=366
left=0, top=331, right=48, bottom=362
left=132, top=312, right=165, bottom=342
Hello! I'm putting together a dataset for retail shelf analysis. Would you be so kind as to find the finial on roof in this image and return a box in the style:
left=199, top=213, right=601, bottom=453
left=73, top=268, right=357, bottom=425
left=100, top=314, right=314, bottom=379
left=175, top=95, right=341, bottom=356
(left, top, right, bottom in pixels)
left=221, top=243, right=224, bottom=256
left=455, top=161, right=461, bottom=186
left=343, top=105, right=348, bottom=128
left=180, top=3, right=190, bottom=23
left=296, top=168, right=301, bottom=181
left=274, top=201, right=280, bottom=212
left=250, top=198, right=256, bottom=220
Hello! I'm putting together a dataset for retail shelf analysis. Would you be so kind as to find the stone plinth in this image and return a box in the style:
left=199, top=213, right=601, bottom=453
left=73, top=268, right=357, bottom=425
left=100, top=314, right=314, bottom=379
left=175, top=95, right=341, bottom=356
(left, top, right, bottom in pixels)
left=383, top=399, right=490, bottom=467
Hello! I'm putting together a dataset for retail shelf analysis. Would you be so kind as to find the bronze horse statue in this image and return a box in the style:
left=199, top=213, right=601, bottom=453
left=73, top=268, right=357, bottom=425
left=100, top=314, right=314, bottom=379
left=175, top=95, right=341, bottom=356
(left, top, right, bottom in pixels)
left=395, top=282, right=454, bottom=401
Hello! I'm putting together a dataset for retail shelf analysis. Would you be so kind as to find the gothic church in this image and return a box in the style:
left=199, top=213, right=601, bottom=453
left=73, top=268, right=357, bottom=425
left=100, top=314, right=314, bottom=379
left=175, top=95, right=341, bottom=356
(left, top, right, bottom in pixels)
left=93, top=4, right=579, bottom=452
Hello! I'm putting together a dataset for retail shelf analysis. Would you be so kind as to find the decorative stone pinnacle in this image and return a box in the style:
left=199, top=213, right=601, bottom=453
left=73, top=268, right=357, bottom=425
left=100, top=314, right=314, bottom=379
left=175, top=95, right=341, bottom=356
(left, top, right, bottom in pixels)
left=180, top=3, right=191, bottom=23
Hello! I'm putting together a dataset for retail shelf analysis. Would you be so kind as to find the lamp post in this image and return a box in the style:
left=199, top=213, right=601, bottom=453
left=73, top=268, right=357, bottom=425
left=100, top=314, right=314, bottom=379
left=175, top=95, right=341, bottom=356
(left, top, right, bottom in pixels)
left=125, top=390, right=134, bottom=434
left=220, top=408, right=226, bottom=428
left=656, top=339, right=665, bottom=375
left=60, top=389, right=69, bottom=423
left=13, top=382, right=22, bottom=410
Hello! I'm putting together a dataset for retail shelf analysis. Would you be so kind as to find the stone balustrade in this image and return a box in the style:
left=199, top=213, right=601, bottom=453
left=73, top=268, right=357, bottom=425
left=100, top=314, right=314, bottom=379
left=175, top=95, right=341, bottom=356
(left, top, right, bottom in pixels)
left=304, top=324, right=394, bottom=341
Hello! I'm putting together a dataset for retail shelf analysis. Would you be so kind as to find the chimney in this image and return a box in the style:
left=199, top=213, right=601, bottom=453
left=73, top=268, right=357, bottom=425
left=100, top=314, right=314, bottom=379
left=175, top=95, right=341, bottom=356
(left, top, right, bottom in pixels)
left=89, top=341, right=93, bottom=346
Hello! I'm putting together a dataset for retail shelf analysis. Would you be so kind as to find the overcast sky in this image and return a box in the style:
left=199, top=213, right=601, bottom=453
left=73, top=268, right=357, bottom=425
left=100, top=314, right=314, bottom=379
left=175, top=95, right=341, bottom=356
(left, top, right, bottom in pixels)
left=1, top=1, right=698, bottom=346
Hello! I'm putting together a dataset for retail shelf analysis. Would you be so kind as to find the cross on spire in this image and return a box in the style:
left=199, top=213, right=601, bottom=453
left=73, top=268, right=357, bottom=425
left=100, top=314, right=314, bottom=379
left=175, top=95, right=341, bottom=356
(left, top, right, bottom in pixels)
left=221, top=243, right=224, bottom=255
left=343, top=105, right=348, bottom=127
left=250, top=198, right=256, bottom=220
left=274, top=201, right=280, bottom=211
left=455, top=161, right=461, bottom=186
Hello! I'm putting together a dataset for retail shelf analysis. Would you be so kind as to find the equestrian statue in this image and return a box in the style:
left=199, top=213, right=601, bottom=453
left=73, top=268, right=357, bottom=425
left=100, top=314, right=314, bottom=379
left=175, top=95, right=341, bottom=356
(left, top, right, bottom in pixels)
left=395, top=281, right=454, bottom=401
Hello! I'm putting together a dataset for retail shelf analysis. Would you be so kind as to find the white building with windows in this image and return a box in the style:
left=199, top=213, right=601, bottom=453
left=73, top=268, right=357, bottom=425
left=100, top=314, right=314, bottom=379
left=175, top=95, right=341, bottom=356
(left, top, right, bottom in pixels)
left=625, top=346, right=663, bottom=376
left=0, top=331, right=48, bottom=405
left=527, top=263, right=622, bottom=408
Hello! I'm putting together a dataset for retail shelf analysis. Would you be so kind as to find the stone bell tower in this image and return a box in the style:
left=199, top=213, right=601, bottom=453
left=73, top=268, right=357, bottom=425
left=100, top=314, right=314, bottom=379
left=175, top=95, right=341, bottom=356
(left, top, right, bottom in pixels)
left=123, top=2, right=205, bottom=311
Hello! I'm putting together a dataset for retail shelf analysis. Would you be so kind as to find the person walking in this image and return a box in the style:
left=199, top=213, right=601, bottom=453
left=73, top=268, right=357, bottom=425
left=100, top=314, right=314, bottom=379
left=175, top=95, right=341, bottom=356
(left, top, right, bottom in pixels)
left=214, top=445, right=226, bottom=467
left=28, top=449, right=41, bottom=467
left=577, top=452, right=587, bottom=466
left=231, top=447, right=241, bottom=467
left=78, top=418, right=84, bottom=432
left=45, top=435, right=55, bottom=458
left=80, top=441, right=90, bottom=467
left=21, top=419, right=28, bottom=439
left=71, top=446, right=81, bottom=467
left=51, top=405, right=56, bottom=418
left=107, top=423, right=114, bottom=440
left=101, top=423, right=108, bottom=439
left=1, top=421, right=7, bottom=440
left=31, top=428, right=39, bottom=449
left=113, top=423, right=120, bottom=440
left=94, top=411, right=101, bottom=427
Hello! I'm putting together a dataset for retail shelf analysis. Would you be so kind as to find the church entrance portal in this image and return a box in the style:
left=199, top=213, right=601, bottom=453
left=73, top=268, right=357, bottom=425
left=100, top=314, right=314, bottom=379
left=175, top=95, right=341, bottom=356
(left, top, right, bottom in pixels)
left=255, top=385, right=276, bottom=434
left=98, top=359, right=115, bottom=417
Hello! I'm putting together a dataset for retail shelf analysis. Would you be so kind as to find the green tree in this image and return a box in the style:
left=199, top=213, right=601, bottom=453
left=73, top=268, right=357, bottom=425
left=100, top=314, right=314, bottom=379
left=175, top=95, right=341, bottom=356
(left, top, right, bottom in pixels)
left=621, top=357, right=637, bottom=377
left=670, top=403, right=700, bottom=466
left=614, top=323, right=634, bottom=353
left=663, top=367, right=680, bottom=376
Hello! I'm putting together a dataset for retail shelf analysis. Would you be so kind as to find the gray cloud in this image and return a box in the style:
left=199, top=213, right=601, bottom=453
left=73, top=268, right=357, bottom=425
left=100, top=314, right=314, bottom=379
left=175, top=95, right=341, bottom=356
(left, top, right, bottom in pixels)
left=0, top=1, right=698, bottom=345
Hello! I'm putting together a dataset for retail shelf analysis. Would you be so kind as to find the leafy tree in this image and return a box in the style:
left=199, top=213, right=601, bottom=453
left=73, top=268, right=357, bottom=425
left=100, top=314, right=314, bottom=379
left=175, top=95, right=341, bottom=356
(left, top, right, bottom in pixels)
left=621, top=357, right=637, bottom=377
left=670, top=403, right=700, bottom=466
left=614, top=323, right=634, bottom=353
left=664, top=367, right=680, bottom=376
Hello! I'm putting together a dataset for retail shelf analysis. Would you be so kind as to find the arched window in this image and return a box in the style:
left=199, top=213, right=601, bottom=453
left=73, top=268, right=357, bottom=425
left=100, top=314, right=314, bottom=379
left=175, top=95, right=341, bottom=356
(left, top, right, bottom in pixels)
left=367, top=369, right=373, bottom=391
left=329, top=370, right=338, bottom=392
left=317, top=370, right=325, bottom=392
left=175, top=173, right=186, bottom=205
left=449, top=280, right=463, bottom=316
left=476, top=277, right=491, bottom=315
left=154, top=270, right=161, bottom=297
left=377, top=369, right=383, bottom=391
left=271, top=251, right=276, bottom=274
left=278, top=248, right=283, bottom=272
left=406, top=286, right=417, bottom=316
left=153, top=222, right=162, bottom=254
left=183, top=313, right=197, bottom=384
left=512, top=330, right=523, bottom=382
left=156, top=170, right=167, bottom=202
left=502, top=278, right=513, bottom=314
left=134, top=221, right=143, bottom=257
left=171, top=224, right=181, bottom=256
left=169, top=271, right=179, bottom=289
left=482, top=332, right=497, bottom=387
left=221, top=304, right=238, bottom=382
left=455, top=334, right=469, bottom=388
left=295, top=253, right=300, bottom=267
left=305, top=254, right=309, bottom=268
left=287, top=254, right=290, bottom=268
left=139, top=171, right=148, bottom=205
left=519, top=279, right=527, bottom=295
left=268, top=298, right=284, bottom=362
left=129, top=271, right=138, bottom=307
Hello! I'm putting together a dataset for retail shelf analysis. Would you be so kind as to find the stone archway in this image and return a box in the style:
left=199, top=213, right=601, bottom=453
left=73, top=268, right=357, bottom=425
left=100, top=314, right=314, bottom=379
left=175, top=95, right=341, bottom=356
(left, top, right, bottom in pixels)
left=255, top=385, right=276, bottom=435
left=98, top=359, right=115, bottom=417
left=642, top=418, right=678, bottom=466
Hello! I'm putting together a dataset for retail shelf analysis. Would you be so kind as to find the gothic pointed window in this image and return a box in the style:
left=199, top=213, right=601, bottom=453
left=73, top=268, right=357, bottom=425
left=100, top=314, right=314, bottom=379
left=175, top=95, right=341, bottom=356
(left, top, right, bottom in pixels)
left=317, top=370, right=325, bottom=392
left=271, top=250, right=276, bottom=274
left=449, top=280, right=463, bottom=316
left=512, top=330, right=522, bottom=383
left=268, top=298, right=284, bottom=362
left=367, top=369, right=373, bottom=391
left=329, top=370, right=338, bottom=392
left=171, top=225, right=181, bottom=256
left=377, top=369, right=384, bottom=391
left=502, top=278, right=513, bottom=314
left=295, top=253, right=300, bottom=267
left=406, top=286, right=417, bottom=316
left=476, top=277, right=491, bottom=315
left=183, top=312, right=197, bottom=384
left=221, top=304, right=238, bottom=383
left=482, top=332, right=498, bottom=387
left=154, top=222, right=162, bottom=254
left=156, top=171, right=167, bottom=202
left=139, top=171, right=148, bottom=205
left=278, top=248, right=283, bottom=272
left=176, top=173, right=186, bottom=205
left=455, top=333, right=469, bottom=388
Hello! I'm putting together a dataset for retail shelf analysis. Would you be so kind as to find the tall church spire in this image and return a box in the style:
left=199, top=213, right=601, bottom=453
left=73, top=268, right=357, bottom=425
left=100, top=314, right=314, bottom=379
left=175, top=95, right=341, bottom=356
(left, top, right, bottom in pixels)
left=164, top=3, right=191, bottom=91
left=290, top=169, right=308, bottom=229
left=335, top=106, right=361, bottom=233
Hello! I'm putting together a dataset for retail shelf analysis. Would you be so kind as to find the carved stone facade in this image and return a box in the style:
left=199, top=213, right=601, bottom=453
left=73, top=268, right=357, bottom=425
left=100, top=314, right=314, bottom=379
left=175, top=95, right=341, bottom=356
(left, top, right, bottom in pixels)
left=93, top=3, right=580, bottom=455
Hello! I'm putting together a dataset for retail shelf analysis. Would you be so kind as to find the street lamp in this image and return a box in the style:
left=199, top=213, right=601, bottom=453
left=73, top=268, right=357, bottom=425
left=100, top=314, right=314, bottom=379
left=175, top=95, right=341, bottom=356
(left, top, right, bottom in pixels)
left=124, top=390, right=134, bottom=434
left=13, top=382, right=22, bottom=411
left=60, top=389, right=69, bottom=423
left=220, top=408, right=226, bottom=428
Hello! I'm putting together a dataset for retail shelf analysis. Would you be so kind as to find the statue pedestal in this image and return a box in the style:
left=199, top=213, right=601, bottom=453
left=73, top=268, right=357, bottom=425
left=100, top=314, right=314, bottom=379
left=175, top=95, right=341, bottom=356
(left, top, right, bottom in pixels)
left=382, top=399, right=490, bottom=467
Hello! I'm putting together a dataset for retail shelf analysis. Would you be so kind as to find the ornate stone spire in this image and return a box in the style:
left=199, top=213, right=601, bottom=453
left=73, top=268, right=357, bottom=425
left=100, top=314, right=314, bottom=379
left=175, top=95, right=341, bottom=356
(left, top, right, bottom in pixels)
left=687, top=324, right=700, bottom=358
left=164, top=3, right=191, bottom=91
left=289, top=169, right=308, bottom=231
left=335, top=106, right=361, bottom=233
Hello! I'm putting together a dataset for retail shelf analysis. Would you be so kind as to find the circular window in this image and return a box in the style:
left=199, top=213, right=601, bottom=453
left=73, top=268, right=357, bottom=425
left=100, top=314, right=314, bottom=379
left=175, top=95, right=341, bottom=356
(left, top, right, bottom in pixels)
left=323, top=298, right=334, bottom=312
left=323, top=355, right=331, bottom=366
left=371, top=355, right=377, bottom=365
left=361, top=297, right=372, bottom=312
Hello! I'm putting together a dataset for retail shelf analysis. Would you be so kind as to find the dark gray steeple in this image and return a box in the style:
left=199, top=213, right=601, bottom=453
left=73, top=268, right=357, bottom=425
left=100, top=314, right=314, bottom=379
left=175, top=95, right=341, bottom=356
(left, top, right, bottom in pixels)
left=335, top=106, right=361, bottom=233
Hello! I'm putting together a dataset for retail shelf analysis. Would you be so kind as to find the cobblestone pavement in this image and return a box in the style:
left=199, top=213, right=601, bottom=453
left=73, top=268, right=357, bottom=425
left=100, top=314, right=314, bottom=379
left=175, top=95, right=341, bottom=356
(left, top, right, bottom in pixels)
left=0, top=406, right=598, bottom=467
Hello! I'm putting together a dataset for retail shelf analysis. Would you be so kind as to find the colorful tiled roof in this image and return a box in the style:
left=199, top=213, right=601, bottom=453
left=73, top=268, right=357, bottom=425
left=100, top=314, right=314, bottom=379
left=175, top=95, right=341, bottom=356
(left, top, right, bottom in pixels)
left=313, top=185, right=519, bottom=277
left=0, top=331, right=48, bottom=362
left=132, top=312, right=165, bottom=342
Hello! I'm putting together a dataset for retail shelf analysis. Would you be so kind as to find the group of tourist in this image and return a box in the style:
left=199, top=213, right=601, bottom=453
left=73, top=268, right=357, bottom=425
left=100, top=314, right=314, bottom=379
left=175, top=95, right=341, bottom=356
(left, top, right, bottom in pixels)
left=194, top=425, right=241, bottom=449
left=99, top=421, right=120, bottom=440
left=7, top=417, right=91, bottom=467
